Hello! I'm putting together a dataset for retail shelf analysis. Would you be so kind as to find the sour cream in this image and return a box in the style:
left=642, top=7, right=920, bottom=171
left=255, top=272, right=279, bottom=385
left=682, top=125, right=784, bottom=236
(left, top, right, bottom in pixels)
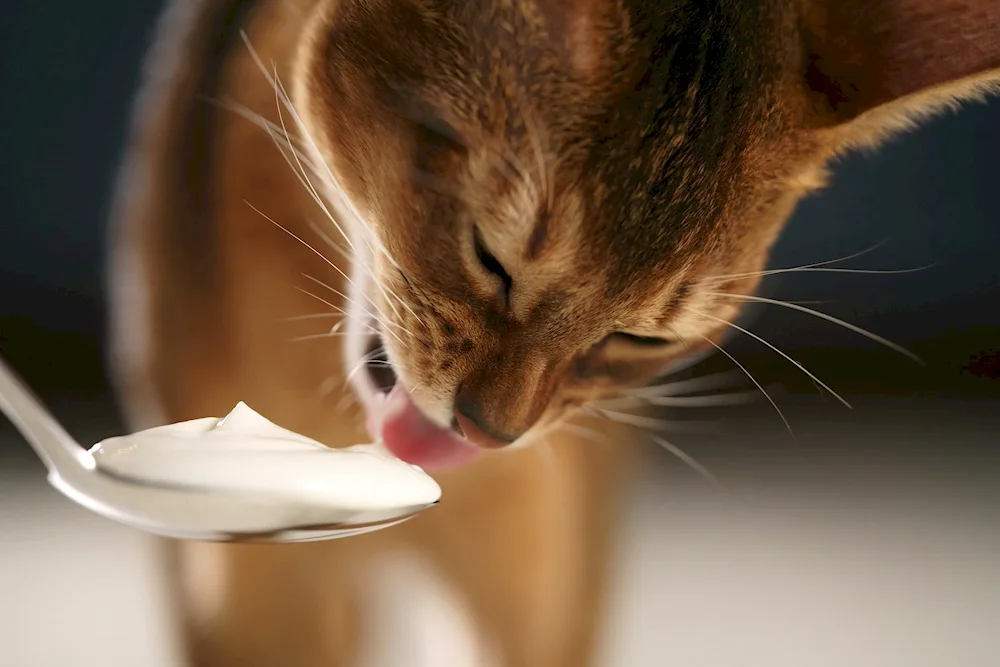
left=86, top=402, right=442, bottom=537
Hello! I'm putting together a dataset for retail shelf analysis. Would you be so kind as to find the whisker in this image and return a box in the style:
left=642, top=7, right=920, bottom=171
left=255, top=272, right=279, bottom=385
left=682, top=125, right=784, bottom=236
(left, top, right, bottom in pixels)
left=345, top=347, right=387, bottom=384
left=358, top=344, right=386, bottom=364
left=344, top=345, right=386, bottom=382
left=261, top=128, right=360, bottom=260
left=240, top=33, right=432, bottom=340
left=292, top=287, right=381, bottom=337
left=206, top=96, right=313, bottom=157
left=240, top=34, right=363, bottom=256
left=236, top=35, right=429, bottom=338
left=303, top=217, right=421, bottom=326
left=331, top=390, right=358, bottom=418
left=626, top=370, right=745, bottom=398
left=284, top=315, right=347, bottom=336
left=532, top=438, right=560, bottom=477
left=585, top=407, right=719, bottom=434
left=569, top=419, right=724, bottom=489
left=320, top=374, right=347, bottom=398
left=273, top=54, right=402, bottom=271
left=649, top=435, right=726, bottom=490
left=301, top=273, right=411, bottom=336
left=301, top=272, right=395, bottom=329
left=233, top=79, right=361, bottom=263
left=771, top=265, right=933, bottom=277
left=779, top=299, right=835, bottom=305
left=263, top=126, right=361, bottom=264
left=246, top=191, right=387, bottom=329
left=560, top=422, right=610, bottom=445
left=703, top=264, right=934, bottom=285
left=245, top=33, right=409, bottom=281
left=289, top=331, right=352, bottom=343
left=696, top=334, right=794, bottom=437
left=244, top=200, right=361, bottom=299
left=283, top=313, right=348, bottom=322
left=654, top=345, right=716, bottom=378
left=263, top=97, right=414, bottom=329
left=405, top=379, right=433, bottom=396
left=707, top=291, right=924, bottom=365
left=595, top=391, right=758, bottom=410
left=301, top=217, right=352, bottom=266
left=701, top=240, right=891, bottom=283
left=263, top=91, right=398, bottom=323
left=270, top=61, right=341, bottom=245
left=685, top=307, right=851, bottom=409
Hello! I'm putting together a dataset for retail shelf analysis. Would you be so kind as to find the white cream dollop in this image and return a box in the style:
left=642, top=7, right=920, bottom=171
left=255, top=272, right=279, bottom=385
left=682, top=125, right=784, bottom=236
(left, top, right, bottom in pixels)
left=89, top=402, right=441, bottom=520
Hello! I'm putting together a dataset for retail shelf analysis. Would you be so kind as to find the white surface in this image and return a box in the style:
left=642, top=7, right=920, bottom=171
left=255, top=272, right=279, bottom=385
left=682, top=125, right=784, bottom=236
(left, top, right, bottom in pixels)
left=2, top=450, right=999, bottom=666
left=0, top=474, right=180, bottom=667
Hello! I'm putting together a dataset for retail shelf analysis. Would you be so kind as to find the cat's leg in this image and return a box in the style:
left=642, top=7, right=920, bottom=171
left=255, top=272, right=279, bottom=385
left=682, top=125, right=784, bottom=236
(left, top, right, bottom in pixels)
left=129, top=307, right=377, bottom=667
left=164, top=540, right=364, bottom=667
left=129, top=296, right=379, bottom=667
left=421, top=427, right=636, bottom=667
left=115, top=205, right=380, bottom=667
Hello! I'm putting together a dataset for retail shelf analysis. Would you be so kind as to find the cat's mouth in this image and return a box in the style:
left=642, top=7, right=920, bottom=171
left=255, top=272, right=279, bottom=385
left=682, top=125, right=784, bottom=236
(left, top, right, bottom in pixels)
left=356, top=331, right=481, bottom=472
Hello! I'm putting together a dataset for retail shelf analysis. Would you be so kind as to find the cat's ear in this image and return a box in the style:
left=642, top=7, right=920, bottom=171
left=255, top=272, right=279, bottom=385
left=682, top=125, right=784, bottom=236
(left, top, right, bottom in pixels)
left=801, top=0, right=1000, bottom=146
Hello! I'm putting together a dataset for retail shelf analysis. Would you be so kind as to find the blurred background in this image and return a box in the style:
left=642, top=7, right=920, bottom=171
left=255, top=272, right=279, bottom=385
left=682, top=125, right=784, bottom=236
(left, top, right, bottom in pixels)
left=1, top=2, right=998, bottom=666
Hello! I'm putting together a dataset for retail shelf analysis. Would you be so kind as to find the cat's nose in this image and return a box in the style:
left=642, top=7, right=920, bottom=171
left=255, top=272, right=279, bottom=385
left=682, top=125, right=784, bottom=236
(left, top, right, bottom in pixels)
left=453, top=388, right=517, bottom=449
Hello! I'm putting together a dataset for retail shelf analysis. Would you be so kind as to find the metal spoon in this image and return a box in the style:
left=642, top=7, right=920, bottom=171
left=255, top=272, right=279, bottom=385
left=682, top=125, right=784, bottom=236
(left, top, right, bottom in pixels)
left=0, top=355, right=439, bottom=543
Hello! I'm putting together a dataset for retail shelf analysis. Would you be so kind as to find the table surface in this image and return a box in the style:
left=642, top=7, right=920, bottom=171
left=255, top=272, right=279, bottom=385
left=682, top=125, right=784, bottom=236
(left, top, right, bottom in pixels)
left=1, top=396, right=998, bottom=667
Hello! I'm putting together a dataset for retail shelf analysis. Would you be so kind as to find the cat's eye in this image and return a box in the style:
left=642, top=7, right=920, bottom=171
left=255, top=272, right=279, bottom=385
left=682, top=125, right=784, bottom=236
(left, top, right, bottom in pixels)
left=414, top=114, right=465, bottom=156
left=607, top=332, right=674, bottom=347
left=473, top=228, right=512, bottom=303
left=390, top=90, right=466, bottom=159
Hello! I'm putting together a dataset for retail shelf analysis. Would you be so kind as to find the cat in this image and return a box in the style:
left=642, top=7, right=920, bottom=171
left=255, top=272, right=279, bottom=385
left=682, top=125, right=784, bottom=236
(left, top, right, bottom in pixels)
left=107, top=0, right=1000, bottom=665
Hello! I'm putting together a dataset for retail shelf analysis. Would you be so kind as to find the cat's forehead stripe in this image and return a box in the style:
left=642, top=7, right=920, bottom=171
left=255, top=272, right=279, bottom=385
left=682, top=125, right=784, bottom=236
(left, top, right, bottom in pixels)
left=524, top=207, right=550, bottom=260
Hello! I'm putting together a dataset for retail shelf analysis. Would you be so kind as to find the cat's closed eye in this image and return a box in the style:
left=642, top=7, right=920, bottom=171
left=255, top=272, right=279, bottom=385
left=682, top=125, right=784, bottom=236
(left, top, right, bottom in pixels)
left=607, top=332, right=675, bottom=347
left=473, top=228, right=513, bottom=306
left=413, top=111, right=465, bottom=157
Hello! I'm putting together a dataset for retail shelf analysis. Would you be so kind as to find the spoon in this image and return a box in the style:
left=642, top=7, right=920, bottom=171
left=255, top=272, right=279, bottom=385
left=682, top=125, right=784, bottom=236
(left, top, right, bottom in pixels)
left=0, top=355, right=441, bottom=543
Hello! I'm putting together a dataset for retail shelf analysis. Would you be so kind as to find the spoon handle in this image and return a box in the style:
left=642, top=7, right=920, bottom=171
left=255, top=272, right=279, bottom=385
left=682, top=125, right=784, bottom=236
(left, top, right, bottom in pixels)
left=0, top=355, right=91, bottom=475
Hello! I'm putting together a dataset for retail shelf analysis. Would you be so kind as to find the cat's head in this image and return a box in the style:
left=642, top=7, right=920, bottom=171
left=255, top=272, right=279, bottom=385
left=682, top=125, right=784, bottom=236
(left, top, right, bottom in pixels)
left=290, top=0, right=1000, bottom=468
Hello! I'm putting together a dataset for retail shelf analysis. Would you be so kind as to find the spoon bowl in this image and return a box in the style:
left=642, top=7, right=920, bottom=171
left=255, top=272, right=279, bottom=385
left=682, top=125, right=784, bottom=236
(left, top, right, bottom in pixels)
left=0, top=355, right=440, bottom=543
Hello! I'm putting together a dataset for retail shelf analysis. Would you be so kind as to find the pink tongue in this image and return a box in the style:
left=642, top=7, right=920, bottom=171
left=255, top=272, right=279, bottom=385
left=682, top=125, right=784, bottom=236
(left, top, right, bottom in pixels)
left=369, top=385, right=480, bottom=471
